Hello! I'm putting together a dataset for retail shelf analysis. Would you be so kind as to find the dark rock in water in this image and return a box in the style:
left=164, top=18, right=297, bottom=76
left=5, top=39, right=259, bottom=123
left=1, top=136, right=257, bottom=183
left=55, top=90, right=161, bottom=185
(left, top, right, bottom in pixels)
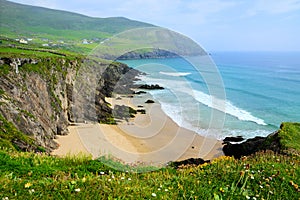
left=145, top=99, right=155, bottom=103
left=223, top=136, right=244, bottom=143
left=139, top=84, right=164, bottom=90
left=137, top=105, right=143, bottom=108
left=223, top=131, right=281, bottom=159
left=171, top=158, right=210, bottom=168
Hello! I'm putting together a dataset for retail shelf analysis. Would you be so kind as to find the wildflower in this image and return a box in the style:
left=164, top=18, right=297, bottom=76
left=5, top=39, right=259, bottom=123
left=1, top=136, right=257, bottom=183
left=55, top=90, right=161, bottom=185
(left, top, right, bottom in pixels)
left=128, top=178, right=131, bottom=181
left=250, top=175, right=254, bottom=179
left=265, top=178, right=269, bottom=182
left=151, top=193, right=156, bottom=197
left=121, top=177, right=125, bottom=180
left=259, top=185, right=263, bottom=189
left=165, top=189, right=169, bottom=192
left=82, top=177, right=86, bottom=183
left=219, top=187, right=225, bottom=193
left=24, top=182, right=32, bottom=188
left=253, top=197, right=257, bottom=200
left=2, top=197, right=9, bottom=200
left=75, top=188, right=80, bottom=192
left=269, top=191, right=273, bottom=194
left=246, top=195, right=250, bottom=199
left=111, top=175, right=115, bottom=179
left=108, top=179, right=111, bottom=182
left=208, top=180, right=212, bottom=184
left=71, top=180, right=76, bottom=185
left=158, top=188, right=161, bottom=191
left=29, top=189, right=35, bottom=194
left=100, top=171, right=105, bottom=175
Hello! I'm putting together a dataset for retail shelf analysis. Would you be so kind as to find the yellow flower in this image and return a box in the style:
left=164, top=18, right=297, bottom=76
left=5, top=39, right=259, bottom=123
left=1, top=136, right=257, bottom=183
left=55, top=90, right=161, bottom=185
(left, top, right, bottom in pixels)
left=219, top=187, right=225, bottom=193
left=24, top=182, right=32, bottom=188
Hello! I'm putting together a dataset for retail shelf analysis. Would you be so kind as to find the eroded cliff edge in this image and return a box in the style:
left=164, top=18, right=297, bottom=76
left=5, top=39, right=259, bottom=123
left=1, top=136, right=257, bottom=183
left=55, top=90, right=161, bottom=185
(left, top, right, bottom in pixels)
left=0, top=56, right=139, bottom=152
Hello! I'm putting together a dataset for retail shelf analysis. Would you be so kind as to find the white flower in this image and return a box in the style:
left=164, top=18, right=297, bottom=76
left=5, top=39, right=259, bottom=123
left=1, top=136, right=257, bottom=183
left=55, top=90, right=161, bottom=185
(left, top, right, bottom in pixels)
left=121, top=177, right=125, bottom=180
left=164, top=189, right=169, bottom=192
left=100, top=171, right=105, bottom=175
left=151, top=193, right=156, bottom=197
left=108, top=179, right=111, bottom=182
left=260, top=185, right=263, bottom=189
left=74, top=188, right=81, bottom=192
left=2, top=197, right=9, bottom=200
left=253, top=197, right=257, bottom=200
left=111, top=175, right=115, bottom=179
left=158, top=188, right=161, bottom=191
left=246, top=196, right=250, bottom=199
left=128, top=178, right=131, bottom=181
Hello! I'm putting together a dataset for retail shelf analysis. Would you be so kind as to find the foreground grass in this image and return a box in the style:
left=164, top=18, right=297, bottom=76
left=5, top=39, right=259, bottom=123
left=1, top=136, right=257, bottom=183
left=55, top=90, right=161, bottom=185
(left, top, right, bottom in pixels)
left=0, top=150, right=299, bottom=199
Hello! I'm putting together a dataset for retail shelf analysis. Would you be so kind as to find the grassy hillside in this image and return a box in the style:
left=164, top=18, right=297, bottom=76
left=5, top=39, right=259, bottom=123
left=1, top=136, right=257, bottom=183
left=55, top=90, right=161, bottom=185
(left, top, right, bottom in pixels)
left=0, top=150, right=299, bottom=199
left=0, top=0, right=154, bottom=53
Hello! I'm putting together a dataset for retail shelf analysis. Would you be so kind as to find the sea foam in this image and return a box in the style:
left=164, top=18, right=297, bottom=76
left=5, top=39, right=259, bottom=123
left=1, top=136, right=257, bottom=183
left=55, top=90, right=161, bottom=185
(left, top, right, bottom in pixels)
left=159, top=71, right=191, bottom=77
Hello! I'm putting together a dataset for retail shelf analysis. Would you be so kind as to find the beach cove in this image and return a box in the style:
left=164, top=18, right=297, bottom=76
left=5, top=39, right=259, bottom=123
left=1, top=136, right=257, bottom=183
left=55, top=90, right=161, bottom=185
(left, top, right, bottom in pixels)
left=52, top=96, right=223, bottom=166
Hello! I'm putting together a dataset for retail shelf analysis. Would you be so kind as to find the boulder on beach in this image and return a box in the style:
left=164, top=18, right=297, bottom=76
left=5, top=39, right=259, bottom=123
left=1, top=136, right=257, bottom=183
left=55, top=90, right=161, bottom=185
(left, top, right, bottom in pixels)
left=145, top=99, right=155, bottom=103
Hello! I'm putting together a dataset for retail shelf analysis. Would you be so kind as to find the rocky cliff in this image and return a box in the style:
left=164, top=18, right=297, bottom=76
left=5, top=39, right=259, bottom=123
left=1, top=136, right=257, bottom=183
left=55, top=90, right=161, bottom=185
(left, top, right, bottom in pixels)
left=223, top=122, right=300, bottom=158
left=0, top=56, right=139, bottom=152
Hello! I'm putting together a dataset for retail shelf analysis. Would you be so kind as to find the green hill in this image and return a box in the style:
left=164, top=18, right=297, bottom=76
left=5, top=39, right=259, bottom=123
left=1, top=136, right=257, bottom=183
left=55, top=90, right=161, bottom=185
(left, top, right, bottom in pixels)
left=0, top=0, right=154, bottom=53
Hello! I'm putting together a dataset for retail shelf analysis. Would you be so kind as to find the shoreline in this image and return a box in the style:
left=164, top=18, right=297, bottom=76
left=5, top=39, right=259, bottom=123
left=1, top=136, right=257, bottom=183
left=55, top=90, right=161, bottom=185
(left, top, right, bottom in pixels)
left=52, top=95, right=224, bottom=166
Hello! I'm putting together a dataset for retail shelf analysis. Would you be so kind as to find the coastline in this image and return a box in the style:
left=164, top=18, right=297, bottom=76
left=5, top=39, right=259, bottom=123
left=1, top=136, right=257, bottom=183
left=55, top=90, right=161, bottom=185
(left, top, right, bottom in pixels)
left=52, top=95, right=224, bottom=166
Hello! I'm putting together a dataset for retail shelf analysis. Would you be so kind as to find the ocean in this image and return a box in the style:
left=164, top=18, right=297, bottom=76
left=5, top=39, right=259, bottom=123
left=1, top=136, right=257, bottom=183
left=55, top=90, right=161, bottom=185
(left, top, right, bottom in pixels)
left=120, top=52, right=300, bottom=139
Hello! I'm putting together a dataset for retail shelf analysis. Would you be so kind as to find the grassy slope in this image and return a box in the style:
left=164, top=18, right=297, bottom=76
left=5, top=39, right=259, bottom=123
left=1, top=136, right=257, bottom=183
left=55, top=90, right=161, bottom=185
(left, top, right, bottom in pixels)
left=0, top=0, right=154, bottom=53
left=0, top=151, right=299, bottom=199
left=278, top=122, right=300, bottom=151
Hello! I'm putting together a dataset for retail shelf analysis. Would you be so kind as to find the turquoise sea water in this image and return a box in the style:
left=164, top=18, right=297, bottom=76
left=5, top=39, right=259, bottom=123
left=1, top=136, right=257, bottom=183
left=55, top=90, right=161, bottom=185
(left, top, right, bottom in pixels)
left=121, top=52, right=300, bottom=139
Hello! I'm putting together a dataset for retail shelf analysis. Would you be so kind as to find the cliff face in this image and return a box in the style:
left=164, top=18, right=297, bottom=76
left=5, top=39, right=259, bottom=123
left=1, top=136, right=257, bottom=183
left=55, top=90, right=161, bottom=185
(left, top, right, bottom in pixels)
left=0, top=57, right=138, bottom=151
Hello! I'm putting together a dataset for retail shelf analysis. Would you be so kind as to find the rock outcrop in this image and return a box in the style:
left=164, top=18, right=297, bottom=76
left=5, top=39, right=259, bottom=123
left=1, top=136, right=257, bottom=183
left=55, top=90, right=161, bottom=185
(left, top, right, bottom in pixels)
left=170, top=158, right=209, bottom=169
left=139, top=84, right=164, bottom=90
left=223, top=131, right=281, bottom=159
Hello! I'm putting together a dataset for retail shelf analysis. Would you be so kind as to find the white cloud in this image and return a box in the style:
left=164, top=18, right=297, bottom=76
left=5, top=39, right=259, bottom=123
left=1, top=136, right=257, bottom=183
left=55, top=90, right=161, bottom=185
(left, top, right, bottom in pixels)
left=246, top=0, right=300, bottom=16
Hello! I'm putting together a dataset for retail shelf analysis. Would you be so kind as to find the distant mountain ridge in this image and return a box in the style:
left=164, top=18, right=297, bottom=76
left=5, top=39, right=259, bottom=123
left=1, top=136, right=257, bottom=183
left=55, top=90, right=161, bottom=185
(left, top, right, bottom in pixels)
left=0, top=0, right=154, bottom=41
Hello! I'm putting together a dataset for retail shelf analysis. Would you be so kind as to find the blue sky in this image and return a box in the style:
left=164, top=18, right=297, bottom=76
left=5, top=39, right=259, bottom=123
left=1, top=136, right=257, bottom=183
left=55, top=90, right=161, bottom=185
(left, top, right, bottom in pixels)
left=10, top=0, right=300, bottom=51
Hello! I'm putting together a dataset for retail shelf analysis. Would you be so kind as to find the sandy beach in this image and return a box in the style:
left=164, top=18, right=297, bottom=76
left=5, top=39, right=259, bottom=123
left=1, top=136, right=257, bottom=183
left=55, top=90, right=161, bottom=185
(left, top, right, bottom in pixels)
left=52, top=95, right=224, bottom=166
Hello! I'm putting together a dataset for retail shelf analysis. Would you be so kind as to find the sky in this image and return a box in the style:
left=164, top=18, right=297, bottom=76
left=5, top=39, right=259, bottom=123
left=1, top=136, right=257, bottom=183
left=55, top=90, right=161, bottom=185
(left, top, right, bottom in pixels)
left=9, top=0, right=300, bottom=52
